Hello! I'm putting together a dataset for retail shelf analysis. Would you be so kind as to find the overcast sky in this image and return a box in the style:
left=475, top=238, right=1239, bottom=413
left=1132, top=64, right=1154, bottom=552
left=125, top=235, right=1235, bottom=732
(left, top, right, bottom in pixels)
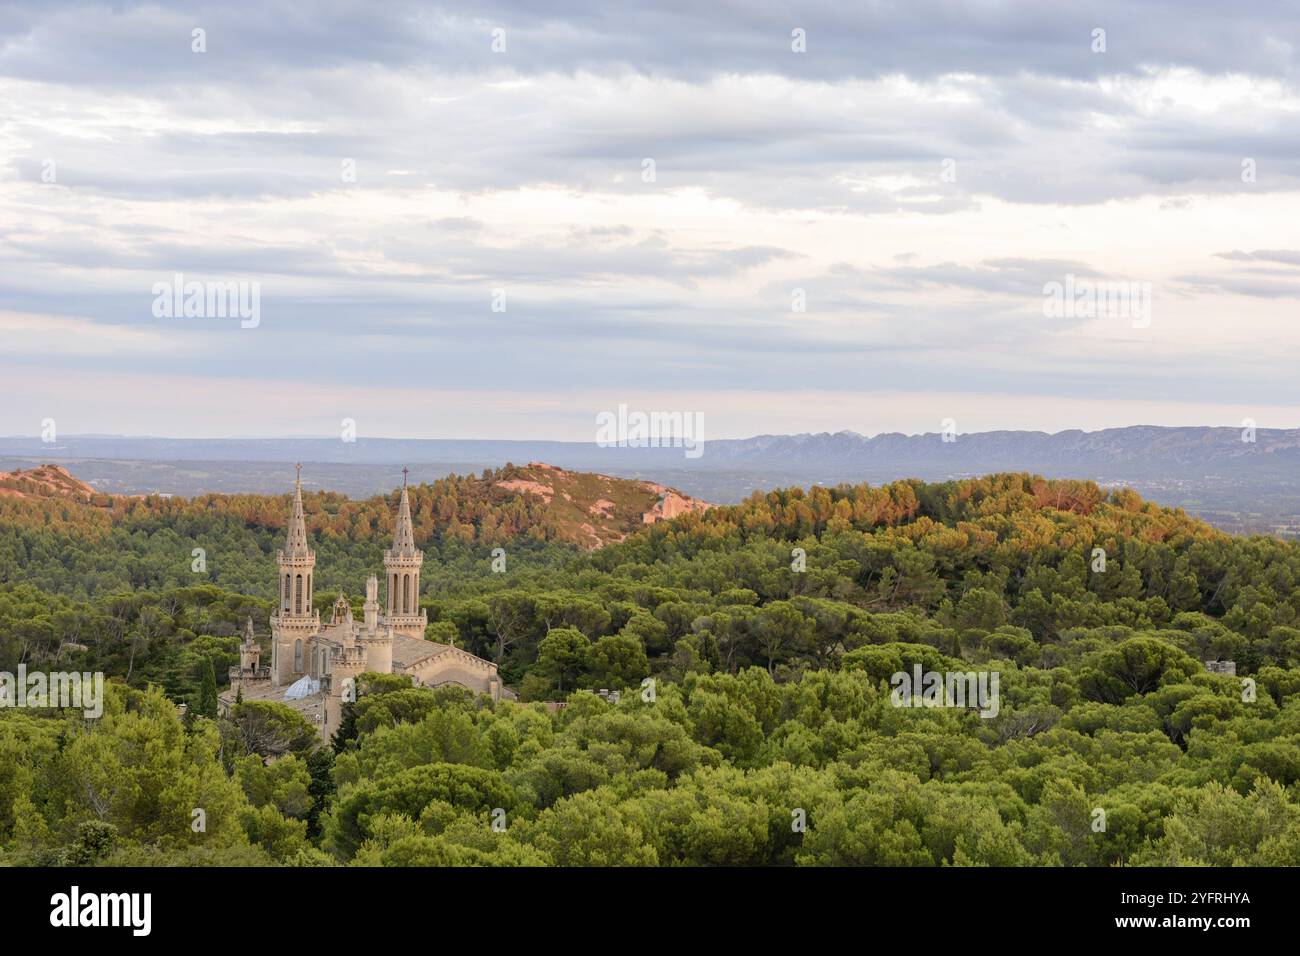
left=2, top=1, right=1300, bottom=440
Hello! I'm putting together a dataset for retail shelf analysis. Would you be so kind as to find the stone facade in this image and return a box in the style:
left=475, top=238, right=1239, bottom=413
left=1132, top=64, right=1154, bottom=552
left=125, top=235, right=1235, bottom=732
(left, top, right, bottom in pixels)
left=220, top=468, right=509, bottom=739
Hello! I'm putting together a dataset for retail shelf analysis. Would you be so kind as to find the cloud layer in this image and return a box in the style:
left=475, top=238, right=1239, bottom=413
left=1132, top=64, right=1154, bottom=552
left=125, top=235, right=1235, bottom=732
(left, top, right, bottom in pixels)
left=1, top=1, right=1298, bottom=439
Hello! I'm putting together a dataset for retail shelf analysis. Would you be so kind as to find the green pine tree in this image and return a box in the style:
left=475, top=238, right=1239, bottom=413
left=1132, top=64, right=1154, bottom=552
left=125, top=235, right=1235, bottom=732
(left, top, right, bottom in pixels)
left=198, top=658, right=218, bottom=718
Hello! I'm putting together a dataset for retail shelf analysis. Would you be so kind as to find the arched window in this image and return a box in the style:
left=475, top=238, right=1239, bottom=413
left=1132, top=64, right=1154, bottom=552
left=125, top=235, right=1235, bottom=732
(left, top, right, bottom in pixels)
left=391, top=573, right=398, bottom=614
left=294, top=574, right=303, bottom=614
left=282, top=573, right=290, bottom=610
left=307, top=573, right=312, bottom=608
left=293, top=639, right=303, bottom=672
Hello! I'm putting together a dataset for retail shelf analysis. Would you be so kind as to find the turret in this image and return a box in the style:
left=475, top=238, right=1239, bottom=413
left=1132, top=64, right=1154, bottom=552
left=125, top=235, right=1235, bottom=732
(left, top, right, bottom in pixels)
left=364, top=574, right=379, bottom=631
left=239, top=616, right=261, bottom=673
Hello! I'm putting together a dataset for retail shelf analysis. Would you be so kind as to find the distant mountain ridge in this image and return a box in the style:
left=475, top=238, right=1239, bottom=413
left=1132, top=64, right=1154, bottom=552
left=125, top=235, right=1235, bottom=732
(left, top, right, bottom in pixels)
left=3, top=425, right=1297, bottom=477
left=696, top=426, right=1300, bottom=474
left=2, top=426, right=1298, bottom=534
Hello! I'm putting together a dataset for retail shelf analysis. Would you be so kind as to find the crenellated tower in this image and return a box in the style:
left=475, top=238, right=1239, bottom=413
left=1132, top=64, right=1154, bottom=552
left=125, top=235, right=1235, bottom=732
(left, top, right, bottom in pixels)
left=271, top=464, right=319, bottom=685
left=239, top=616, right=261, bottom=674
left=383, top=468, right=427, bottom=638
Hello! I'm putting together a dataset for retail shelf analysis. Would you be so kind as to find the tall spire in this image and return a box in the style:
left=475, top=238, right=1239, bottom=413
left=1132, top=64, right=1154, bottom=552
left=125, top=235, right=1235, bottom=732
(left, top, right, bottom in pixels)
left=392, top=469, right=416, bottom=557
left=383, top=467, right=425, bottom=635
left=284, top=463, right=311, bottom=557
left=273, top=464, right=317, bottom=686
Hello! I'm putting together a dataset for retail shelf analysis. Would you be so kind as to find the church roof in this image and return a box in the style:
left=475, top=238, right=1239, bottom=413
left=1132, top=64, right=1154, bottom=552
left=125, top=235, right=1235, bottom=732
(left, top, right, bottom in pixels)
left=390, top=633, right=454, bottom=667
left=390, top=634, right=501, bottom=676
left=218, top=677, right=329, bottom=725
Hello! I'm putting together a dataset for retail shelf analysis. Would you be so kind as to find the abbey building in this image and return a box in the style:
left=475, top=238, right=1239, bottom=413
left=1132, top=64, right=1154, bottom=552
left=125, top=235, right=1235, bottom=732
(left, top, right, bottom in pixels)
left=220, top=469, right=508, bottom=738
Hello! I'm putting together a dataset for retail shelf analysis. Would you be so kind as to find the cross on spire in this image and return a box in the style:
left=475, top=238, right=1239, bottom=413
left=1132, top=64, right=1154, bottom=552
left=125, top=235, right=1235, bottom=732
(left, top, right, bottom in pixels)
left=402, top=466, right=409, bottom=488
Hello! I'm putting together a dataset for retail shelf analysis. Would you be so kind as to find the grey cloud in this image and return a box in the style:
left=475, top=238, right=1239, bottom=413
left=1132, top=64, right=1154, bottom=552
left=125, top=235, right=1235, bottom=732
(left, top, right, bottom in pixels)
left=1214, top=249, right=1300, bottom=267
left=1176, top=274, right=1300, bottom=299
left=3, top=1, right=1299, bottom=88
left=1, top=2, right=1298, bottom=213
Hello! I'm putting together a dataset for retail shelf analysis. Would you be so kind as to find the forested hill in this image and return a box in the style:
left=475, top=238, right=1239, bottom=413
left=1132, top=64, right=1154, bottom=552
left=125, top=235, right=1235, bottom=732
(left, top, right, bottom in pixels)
left=4, top=469, right=1300, bottom=867
left=7, top=427, right=1300, bottom=534
left=0, top=461, right=707, bottom=596
left=2, top=466, right=1295, bottom=698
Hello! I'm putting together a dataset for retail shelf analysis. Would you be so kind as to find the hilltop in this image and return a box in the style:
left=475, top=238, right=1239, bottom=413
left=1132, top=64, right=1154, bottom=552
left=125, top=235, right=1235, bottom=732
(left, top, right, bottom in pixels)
left=0, top=460, right=709, bottom=553
left=492, top=462, right=709, bottom=548
left=0, top=464, right=96, bottom=501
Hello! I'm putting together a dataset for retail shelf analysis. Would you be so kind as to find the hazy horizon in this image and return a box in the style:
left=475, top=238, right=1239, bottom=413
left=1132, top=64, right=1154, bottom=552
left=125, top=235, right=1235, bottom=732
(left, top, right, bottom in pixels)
left=2, top=420, right=1297, bottom=445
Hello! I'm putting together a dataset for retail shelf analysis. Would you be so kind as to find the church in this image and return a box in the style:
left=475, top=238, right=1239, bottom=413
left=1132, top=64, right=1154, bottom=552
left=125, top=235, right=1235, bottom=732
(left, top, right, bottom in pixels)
left=220, top=468, right=509, bottom=738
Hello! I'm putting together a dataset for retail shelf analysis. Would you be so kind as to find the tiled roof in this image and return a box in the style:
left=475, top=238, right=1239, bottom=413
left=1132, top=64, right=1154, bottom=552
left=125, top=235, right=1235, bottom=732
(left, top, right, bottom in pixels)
left=390, top=634, right=454, bottom=667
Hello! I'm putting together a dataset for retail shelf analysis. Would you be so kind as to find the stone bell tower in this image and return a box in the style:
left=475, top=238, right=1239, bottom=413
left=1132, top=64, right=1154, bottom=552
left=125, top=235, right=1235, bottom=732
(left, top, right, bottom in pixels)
left=271, top=464, right=319, bottom=686
left=383, top=468, right=427, bottom=638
